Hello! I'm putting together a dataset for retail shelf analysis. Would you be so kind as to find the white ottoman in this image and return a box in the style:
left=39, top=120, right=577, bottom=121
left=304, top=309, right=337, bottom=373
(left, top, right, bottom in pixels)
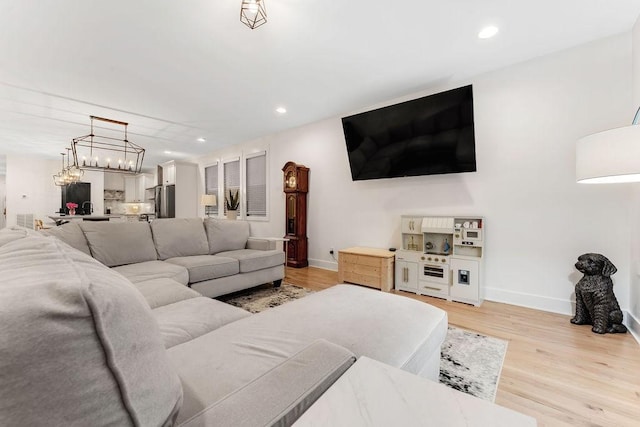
left=223, top=284, right=448, bottom=380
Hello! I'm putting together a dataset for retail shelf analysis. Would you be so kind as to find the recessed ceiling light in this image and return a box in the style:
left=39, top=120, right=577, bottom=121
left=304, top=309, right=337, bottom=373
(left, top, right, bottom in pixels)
left=196, top=137, right=206, bottom=143
left=276, top=107, right=287, bottom=114
left=164, top=151, right=172, bottom=154
left=478, top=26, right=499, bottom=39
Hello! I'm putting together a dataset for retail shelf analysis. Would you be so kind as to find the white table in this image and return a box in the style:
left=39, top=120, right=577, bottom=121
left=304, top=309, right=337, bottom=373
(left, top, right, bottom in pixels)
left=294, top=357, right=536, bottom=427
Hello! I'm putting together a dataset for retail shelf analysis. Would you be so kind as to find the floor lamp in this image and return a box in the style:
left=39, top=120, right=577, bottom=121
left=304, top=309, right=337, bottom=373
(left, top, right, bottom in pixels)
left=577, top=109, right=640, bottom=184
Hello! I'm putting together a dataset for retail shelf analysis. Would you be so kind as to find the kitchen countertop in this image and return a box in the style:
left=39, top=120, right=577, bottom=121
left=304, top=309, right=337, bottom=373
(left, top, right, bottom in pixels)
left=48, top=214, right=122, bottom=220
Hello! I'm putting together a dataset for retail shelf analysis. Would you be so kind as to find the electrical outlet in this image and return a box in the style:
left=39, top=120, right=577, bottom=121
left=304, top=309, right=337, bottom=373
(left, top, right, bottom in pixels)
left=329, top=248, right=334, bottom=255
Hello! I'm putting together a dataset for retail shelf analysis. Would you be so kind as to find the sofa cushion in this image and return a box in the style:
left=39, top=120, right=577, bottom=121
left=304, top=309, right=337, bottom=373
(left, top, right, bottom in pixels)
left=165, top=255, right=239, bottom=283
left=204, top=218, right=250, bottom=254
left=0, top=234, right=183, bottom=426
left=151, top=218, right=209, bottom=260
left=216, top=249, right=285, bottom=273
left=112, top=260, right=189, bottom=285
left=80, top=221, right=157, bottom=267
left=177, top=340, right=355, bottom=427
left=260, top=285, right=447, bottom=379
left=40, top=221, right=91, bottom=255
left=153, top=297, right=252, bottom=348
left=182, top=285, right=447, bottom=382
left=133, top=277, right=201, bottom=309
left=246, top=237, right=277, bottom=251
left=168, top=325, right=355, bottom=427
left=0, top=227, right=35, bottom=247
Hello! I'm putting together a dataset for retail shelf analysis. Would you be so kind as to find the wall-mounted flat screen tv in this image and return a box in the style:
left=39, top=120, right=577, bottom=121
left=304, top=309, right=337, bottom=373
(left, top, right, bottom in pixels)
left=342, top=85, right=476, bottom=181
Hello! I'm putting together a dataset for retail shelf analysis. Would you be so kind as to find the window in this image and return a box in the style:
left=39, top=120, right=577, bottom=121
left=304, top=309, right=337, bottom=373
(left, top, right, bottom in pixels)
left=204, top=163, right=218, bottom=216
left=245, top=151, right=267, bottom=217
left=223, top=158, right=240, bottom=215
left=210, top=150, right=268, bottom=220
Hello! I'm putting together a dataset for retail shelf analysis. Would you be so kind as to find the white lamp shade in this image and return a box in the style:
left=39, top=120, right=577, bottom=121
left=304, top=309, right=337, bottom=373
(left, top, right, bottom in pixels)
left=200, top=194, right=217, bottom=206
left=576, top=125, right=640, bottom=184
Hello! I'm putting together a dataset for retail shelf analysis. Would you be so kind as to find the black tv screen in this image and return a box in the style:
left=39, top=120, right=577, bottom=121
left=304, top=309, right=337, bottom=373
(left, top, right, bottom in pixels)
left=342, top=85, right=476, bottom=181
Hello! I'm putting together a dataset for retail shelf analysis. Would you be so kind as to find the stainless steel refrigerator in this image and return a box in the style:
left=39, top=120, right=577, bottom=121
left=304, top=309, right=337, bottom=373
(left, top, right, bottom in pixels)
left=160, top=185, right=175, bottom=218
left=154, top=186, right=162, bottom=217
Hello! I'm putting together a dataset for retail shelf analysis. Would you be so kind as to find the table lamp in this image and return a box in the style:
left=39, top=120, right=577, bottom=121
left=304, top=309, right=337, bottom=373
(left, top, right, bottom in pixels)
left=201, top=194, right=217, bottom=217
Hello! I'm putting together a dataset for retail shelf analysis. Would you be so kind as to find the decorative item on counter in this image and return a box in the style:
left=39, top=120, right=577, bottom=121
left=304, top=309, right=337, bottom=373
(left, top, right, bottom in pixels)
left=225, top=189, right=239, bottom=220
left=408, top=235, right=419, bottom=251
left=66, top=202, right=78, bottom=216
left=571, top=253, right=627, bottom=334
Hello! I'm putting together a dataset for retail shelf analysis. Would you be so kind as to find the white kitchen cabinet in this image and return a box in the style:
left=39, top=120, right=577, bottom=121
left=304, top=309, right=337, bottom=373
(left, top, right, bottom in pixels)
left=124, top=176, right=136, bottom=202
left=395, top=215, right=485, bottom=306
left=450, top=258, right=482, bottom=305
left=160, top=161, right=197, bottom=218
left=125, top=215, right=140, bottom=223
left=395, top=259, right=418, bottom=293
left=137, top=174, right=152, bottom=201
left=163, top=163, right=176, bottom=185
left=401, top=217, right=422, bottom=234
left=124, top=174, right=153, bottom=202
left=104, top=172, right=124, bottom=190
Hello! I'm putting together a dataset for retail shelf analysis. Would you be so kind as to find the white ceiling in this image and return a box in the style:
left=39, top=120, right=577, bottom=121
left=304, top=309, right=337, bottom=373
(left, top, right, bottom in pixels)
left=1, top=0, right=640, bottom=173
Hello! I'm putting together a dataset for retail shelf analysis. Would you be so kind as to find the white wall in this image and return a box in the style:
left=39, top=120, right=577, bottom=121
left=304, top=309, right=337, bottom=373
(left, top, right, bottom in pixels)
left=81, top=170, right=105, bottom=215
left=628, top=18, right=640, bottom=338
left=6, top=155, right=61, bottom=226
left=197, top=33, right=633, bottom=315
left=469, top=34, right=632, bottom=314
left=5, top=155, right=105, bottom=226
left=0, top=174, right=6, bottom=229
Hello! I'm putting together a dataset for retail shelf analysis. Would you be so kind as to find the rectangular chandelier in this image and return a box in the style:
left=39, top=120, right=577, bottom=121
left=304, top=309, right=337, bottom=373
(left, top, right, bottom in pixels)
left=71, top=115, right=145, bottom=174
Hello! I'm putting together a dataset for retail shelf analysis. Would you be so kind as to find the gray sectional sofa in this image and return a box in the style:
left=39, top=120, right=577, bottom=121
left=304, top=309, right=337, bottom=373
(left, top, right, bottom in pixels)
left=0, top=224, right=448, bottom=426
left=46, top=218, right=286, bottom=298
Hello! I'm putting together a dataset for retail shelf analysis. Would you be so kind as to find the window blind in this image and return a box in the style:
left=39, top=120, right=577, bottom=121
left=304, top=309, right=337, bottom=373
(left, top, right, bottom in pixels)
left=246, top=153, right=266, bottom=217
left=204, top=163, right=218, bottom=215
left=223, top=159, right=240, bottom=214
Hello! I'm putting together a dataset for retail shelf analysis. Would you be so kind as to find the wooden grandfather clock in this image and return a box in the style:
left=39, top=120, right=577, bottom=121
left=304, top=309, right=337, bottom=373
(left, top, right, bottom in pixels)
left=283, top=161, right=309, bottom=268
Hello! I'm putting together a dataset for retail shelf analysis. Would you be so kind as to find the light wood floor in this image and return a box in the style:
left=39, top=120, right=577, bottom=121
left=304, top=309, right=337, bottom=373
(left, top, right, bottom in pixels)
left=285, top=266, right=640, bottom=427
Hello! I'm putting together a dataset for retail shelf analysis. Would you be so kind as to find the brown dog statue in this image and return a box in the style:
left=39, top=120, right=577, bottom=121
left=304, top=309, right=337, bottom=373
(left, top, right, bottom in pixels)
left=571, top=253, right=627, bottom=334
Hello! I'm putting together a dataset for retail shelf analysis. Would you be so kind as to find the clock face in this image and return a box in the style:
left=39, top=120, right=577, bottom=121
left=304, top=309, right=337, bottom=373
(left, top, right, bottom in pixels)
left=286, top=173, right=297, bottom=188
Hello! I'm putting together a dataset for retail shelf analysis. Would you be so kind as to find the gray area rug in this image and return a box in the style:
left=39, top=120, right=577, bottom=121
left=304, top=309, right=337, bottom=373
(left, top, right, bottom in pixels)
left=439, top=326, right=507, bottom=402
left=220, top=284, right=507, bottom=401
left=218, top=283, right=315, bottom=313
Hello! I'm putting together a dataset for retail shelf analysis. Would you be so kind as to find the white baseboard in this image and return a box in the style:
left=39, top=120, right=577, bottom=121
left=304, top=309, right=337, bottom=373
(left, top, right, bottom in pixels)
left=625, top=310, right=640, bottom=345
left=484, top=287, right=574, bottom=316
left=299, top=267, right=640, bottom=346
left=308, top=258, right=338, bottom=271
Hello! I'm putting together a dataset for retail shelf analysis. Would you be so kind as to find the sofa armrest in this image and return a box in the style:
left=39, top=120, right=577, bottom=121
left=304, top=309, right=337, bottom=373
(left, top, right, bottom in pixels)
left=179, top=339, right=356, bottom=427
left=246, top=237, right=277, bottom=251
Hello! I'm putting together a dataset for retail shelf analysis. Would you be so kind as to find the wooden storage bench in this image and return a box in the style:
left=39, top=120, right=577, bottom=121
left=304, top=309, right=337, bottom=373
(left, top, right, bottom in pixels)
left=337, top=247, right=395, bottom=292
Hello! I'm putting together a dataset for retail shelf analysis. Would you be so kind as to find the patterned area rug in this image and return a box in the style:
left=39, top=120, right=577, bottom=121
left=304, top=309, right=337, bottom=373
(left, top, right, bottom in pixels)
left=218, top=283, right=315, bottom=313
left=220, top=284, right=506, bottom=401
left=439, top=326, right=508, bottom=402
